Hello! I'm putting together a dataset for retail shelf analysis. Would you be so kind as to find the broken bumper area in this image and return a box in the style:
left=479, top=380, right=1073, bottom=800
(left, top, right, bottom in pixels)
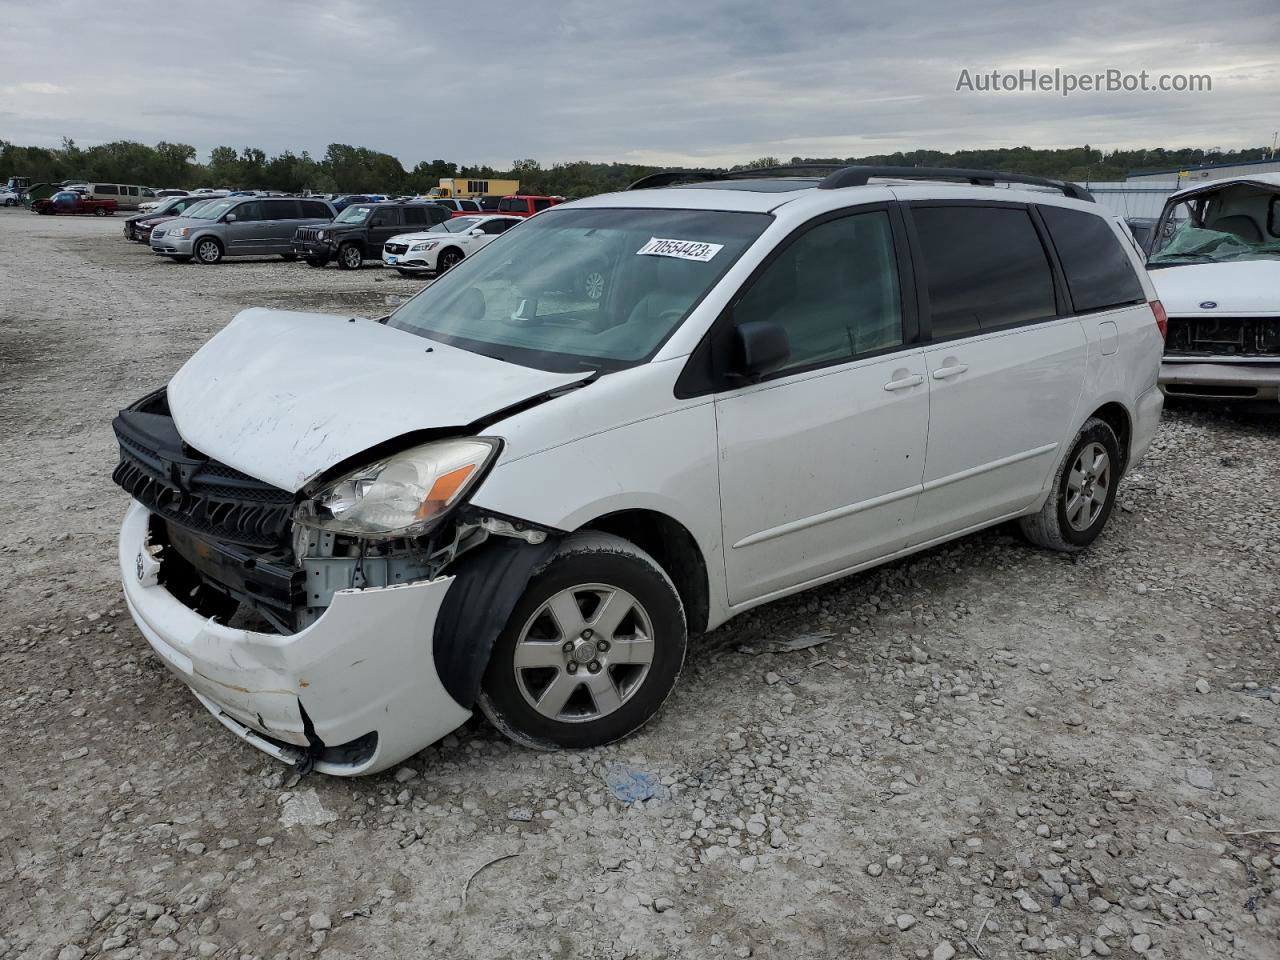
left=1159, top=360, right=1280, bottom=402
left=118, top=501, right=471, bottom=776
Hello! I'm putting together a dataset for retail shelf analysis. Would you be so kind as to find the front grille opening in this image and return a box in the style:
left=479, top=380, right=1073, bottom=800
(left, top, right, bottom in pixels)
left=1166, top=316, right=1280, bottom=358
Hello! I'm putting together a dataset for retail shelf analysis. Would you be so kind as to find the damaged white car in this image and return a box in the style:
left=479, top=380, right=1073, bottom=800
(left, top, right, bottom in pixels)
left=1147, top=173, right=1280, bottom=403
left=114, top=165, right=1165, bottom=775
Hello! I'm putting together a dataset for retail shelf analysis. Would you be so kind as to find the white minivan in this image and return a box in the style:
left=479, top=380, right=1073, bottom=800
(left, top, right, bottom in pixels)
left=113, top=166, right=1165, bottom=775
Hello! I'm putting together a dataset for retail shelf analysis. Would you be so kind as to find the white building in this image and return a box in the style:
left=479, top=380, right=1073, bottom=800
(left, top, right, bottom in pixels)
left=1072, top=181, right=1178, bottom=220
left=1127, top=156, right=1280, bottom=186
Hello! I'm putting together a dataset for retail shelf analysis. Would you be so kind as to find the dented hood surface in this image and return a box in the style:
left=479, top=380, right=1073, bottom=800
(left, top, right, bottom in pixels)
left=167, top=308, right=589, bottom=492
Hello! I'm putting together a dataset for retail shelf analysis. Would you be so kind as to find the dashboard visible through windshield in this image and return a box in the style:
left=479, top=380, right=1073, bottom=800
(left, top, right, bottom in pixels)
left=386, top=207, right=771, bottom=372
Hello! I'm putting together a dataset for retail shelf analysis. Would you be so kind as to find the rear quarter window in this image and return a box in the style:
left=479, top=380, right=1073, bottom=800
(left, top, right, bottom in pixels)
left=1040, top=206, right=1145, bottom=313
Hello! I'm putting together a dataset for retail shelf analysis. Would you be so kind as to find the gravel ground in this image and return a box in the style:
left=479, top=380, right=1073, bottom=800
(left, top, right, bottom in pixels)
left=1, top=208, right=1278, bottom=960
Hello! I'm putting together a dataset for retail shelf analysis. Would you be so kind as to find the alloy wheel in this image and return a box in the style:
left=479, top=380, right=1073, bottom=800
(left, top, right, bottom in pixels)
left=512, top=583, right=655, bottom=723
left=1065, top=442, right=1110, bottom=532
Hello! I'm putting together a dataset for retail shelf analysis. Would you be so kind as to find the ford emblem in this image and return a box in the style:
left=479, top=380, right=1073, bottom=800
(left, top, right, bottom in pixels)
left=1199, top=301, right=1218, bottom=309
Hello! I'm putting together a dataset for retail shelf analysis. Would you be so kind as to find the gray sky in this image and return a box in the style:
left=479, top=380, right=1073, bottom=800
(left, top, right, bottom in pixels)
left=1, top=0, right=1277, bottom=168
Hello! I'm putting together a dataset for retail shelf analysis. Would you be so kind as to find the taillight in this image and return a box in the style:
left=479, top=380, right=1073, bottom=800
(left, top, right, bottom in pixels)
left=1150, top=300, right=1168, bottom=340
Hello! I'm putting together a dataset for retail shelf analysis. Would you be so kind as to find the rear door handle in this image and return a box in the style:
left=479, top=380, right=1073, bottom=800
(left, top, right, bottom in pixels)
left=883, top=374, right=924, bottom=392
left=932, top=363, right=969, bottom=380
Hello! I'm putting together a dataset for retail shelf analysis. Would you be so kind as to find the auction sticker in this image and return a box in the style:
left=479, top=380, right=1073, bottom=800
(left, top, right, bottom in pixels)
left=636, top=237, right=723, bottom=262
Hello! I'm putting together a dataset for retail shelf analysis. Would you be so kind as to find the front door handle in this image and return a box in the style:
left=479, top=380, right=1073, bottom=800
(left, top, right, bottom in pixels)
left=932, top=363, right=969, bottom=380
left=883, top=374, right=924, bottom=392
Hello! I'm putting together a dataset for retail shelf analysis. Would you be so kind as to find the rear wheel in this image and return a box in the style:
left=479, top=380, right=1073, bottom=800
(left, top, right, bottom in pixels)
left=194, top=237, right=223, bottom=264
left=478, top=532, right=687, bottom=750
left=1019, top=417, right=1121, bottom=552
left=337, top=243, right=363, bottom=270
left=437, top=247, right=463, bottom=272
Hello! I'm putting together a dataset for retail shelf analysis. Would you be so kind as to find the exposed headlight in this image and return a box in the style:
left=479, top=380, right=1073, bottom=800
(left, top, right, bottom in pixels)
left=172, top=227, right=190, bottom=238
left=410, top=240, right=440, bottom=252
left=296, top=438, right=500, bottom=538
left=316, top=230, right=327, bottom=240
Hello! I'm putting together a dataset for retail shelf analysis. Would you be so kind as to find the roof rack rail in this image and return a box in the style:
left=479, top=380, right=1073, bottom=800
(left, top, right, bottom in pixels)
left=626, top=164, right=845, bottom=191
left=627, top=164, right=1094, bottom=201
left=816, top=166, right=1093, bottom=201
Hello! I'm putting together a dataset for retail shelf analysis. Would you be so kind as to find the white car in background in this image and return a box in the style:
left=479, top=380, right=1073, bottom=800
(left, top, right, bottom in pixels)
left=0, top=187, right=21, bottom=206
left=1145, top=173, right=1280, bottom=404
left=382, top=214, right=522, bottom=275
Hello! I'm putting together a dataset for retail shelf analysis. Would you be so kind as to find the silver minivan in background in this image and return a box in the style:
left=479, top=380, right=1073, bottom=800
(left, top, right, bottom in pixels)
left=151, top=196, right=336, bottom=264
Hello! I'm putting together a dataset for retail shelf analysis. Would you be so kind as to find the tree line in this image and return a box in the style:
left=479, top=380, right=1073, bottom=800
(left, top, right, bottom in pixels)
left=1, top=138, right=1273, bottom=197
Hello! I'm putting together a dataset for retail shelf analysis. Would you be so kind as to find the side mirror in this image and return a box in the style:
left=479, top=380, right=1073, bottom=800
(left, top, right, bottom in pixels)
left=731, top=320, right=790, bottom=381
left=224, top=213, right=237, bottom=223
left=469, top=227, right=485, bottom=236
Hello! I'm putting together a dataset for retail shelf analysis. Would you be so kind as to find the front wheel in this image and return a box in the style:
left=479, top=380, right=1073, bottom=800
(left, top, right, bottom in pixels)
left=337, top=243, right=363, bottom=270
left=436, top=247, right=463, bottom=272
left=1019, top=417, right=1121, bottom=552
left=478, top=532, right=687, bottom=750
left=194, top=237, right=223, bottom=264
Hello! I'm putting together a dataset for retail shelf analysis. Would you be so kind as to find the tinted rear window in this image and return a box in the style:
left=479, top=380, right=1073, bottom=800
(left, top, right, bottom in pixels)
left=263, top=199, right=300, bottom=219
left=1040, top=206, right=1145, bottom=313
left=911, top=205, right=1057, bottom=339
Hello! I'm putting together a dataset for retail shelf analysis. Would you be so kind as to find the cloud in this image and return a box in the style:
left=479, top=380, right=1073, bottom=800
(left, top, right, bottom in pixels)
left=0, top=0, right=1275, bottom=167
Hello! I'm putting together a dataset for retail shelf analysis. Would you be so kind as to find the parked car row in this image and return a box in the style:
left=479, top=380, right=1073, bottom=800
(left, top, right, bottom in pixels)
left=110, top=191, right=565, bottom=276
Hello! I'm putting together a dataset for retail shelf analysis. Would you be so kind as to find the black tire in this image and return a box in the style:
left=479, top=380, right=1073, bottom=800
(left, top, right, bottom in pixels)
left=337, top=243, right=363, bottom=270
left=194, top=237, right=223, bottom=265
left=305, top=257, right=328, bottom=268
left=437, top=247, right=463, bottom=272
left=478, top=532, right=687, bottom=750
left=93, top=207, right=107, bottom=217
left=1019, top=417, right=1121, bottom=552
left=280, top=253, right=298, bottom=262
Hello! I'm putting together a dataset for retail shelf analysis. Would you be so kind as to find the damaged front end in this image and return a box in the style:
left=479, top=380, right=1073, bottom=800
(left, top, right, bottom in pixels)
left=112, top=388, right=558, bottom=775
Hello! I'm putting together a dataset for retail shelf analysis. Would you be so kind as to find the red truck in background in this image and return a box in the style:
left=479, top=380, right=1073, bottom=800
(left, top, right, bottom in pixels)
left=32, top=191, right=119, bottom=216
left=495, top=195, right=565, bottom=217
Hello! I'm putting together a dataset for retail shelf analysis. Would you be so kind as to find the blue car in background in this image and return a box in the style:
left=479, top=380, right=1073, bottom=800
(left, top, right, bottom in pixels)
left=332, top=194, right=384, bottom=211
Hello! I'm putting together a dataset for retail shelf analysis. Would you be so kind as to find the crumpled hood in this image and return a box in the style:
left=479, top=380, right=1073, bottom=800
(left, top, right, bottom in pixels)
left=167, top=308, right=589, bottom=492
left=1150, top=259, right=1280, bottom=314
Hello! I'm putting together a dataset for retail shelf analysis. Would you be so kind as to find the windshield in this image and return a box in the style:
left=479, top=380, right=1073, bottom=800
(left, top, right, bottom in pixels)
left=437, top=216, right=482, bottom=233
left=188, top=199, right=236, bottom=220
left=1149, top=187, right=1280, bottom=266
left=386, top=206, right=771, bottom=372
left=335, top=205, right=375, bottom=223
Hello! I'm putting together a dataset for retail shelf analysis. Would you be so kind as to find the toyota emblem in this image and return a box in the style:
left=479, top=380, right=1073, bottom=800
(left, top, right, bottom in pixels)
left=135, top=552, right=145, bottom=581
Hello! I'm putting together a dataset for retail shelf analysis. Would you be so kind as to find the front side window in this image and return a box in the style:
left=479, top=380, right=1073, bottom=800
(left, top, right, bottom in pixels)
left=912, top=205, right=1056, bottom=338
left=231, top=201, right=263, bottom=222
left=534, top=198, right=551, bottom=211
left=733, top=210, right=903, bottom=373
left=1040, top=206, right=1145, bottom=312
left=387, top=207, right=770, bottom=372
left=481, top=218, right=513, bottom=234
